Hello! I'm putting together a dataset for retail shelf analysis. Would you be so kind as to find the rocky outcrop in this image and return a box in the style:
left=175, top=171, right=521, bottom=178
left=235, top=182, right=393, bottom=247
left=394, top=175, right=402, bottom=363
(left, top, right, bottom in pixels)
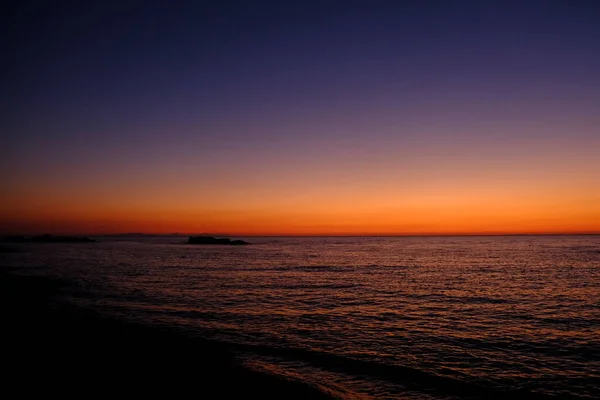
left=187, top=236, right=250, bottom=245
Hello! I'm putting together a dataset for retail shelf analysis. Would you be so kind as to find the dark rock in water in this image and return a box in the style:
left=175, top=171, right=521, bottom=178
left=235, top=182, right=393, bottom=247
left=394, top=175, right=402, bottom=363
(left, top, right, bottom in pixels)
left=187, top=236, right=250, bottom=245
left=1, top=234, right=95, bottom=243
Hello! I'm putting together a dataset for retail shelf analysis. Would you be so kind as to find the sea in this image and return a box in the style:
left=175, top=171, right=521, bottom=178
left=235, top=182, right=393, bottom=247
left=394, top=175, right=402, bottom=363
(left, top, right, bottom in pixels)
left=2, top=235, right=599, bottom=399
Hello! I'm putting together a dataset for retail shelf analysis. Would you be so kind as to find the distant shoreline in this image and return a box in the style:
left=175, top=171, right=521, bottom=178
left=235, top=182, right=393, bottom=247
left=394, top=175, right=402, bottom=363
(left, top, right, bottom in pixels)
left=3, top=233, right=599, bottom=238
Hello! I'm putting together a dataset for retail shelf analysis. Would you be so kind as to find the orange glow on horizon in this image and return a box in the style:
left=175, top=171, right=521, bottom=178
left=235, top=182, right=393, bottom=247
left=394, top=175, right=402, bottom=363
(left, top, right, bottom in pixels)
left=2, top=191, right=599, bottom=236
left=3, top=133, right=598, bottom=236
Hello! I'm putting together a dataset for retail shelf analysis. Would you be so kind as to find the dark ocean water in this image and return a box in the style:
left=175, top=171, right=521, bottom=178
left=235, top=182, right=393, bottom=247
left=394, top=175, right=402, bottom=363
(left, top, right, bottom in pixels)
left=2, top=236, right=599, bottom=399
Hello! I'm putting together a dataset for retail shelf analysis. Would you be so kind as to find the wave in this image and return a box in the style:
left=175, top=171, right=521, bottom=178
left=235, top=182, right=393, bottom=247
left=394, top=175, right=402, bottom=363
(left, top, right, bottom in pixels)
left=228, top=342, right=566, bottom=400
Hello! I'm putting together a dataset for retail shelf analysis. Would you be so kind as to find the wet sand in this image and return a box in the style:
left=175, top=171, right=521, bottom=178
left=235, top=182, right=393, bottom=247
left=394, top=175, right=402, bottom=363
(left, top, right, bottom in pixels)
left=0, top=267, right=334, bottom=399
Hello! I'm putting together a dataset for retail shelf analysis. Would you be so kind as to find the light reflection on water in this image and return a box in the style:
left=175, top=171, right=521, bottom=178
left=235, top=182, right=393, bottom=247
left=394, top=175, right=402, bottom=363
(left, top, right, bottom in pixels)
left=3, top=235, right=599, bottom=399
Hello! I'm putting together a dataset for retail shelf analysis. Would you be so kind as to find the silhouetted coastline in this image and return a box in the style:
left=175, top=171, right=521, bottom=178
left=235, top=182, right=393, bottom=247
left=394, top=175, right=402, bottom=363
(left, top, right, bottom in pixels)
left=0, top=267, right=332, bottom=399
left=187, top=236, right=250, bottom=245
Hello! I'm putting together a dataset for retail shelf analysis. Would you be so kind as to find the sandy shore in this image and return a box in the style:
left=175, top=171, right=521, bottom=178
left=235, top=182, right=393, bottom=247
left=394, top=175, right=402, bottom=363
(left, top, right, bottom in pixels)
left=0, top=267, right=334, bottom=399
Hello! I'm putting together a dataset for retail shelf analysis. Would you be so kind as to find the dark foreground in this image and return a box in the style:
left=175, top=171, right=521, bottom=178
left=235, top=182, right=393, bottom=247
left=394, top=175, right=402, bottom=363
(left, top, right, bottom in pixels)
left=0, top=268, right=333, bottom=399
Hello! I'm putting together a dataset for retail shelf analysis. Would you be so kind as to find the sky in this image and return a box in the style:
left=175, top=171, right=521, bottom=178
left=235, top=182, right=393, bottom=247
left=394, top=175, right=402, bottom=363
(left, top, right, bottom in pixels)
left=2, top=0, right=599, bottom=235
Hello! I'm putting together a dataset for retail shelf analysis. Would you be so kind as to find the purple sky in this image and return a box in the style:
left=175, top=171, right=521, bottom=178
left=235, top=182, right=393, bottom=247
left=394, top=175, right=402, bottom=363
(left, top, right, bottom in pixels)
left=2, top=1, right=599, bottom=234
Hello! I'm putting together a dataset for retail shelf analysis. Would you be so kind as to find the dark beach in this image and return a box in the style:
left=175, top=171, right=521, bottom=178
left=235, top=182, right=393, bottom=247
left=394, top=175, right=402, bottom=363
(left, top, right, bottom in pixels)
left=0, top=266, right=334, bottom=399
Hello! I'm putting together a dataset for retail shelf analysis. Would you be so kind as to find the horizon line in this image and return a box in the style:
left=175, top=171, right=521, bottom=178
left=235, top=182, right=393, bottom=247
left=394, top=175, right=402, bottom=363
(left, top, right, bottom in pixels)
left=3, top=232, right=600, bottom=238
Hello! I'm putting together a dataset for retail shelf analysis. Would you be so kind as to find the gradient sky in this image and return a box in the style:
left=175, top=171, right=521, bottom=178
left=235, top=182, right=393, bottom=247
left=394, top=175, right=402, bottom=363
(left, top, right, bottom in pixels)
left=2, top=0, right=599, bottom=235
